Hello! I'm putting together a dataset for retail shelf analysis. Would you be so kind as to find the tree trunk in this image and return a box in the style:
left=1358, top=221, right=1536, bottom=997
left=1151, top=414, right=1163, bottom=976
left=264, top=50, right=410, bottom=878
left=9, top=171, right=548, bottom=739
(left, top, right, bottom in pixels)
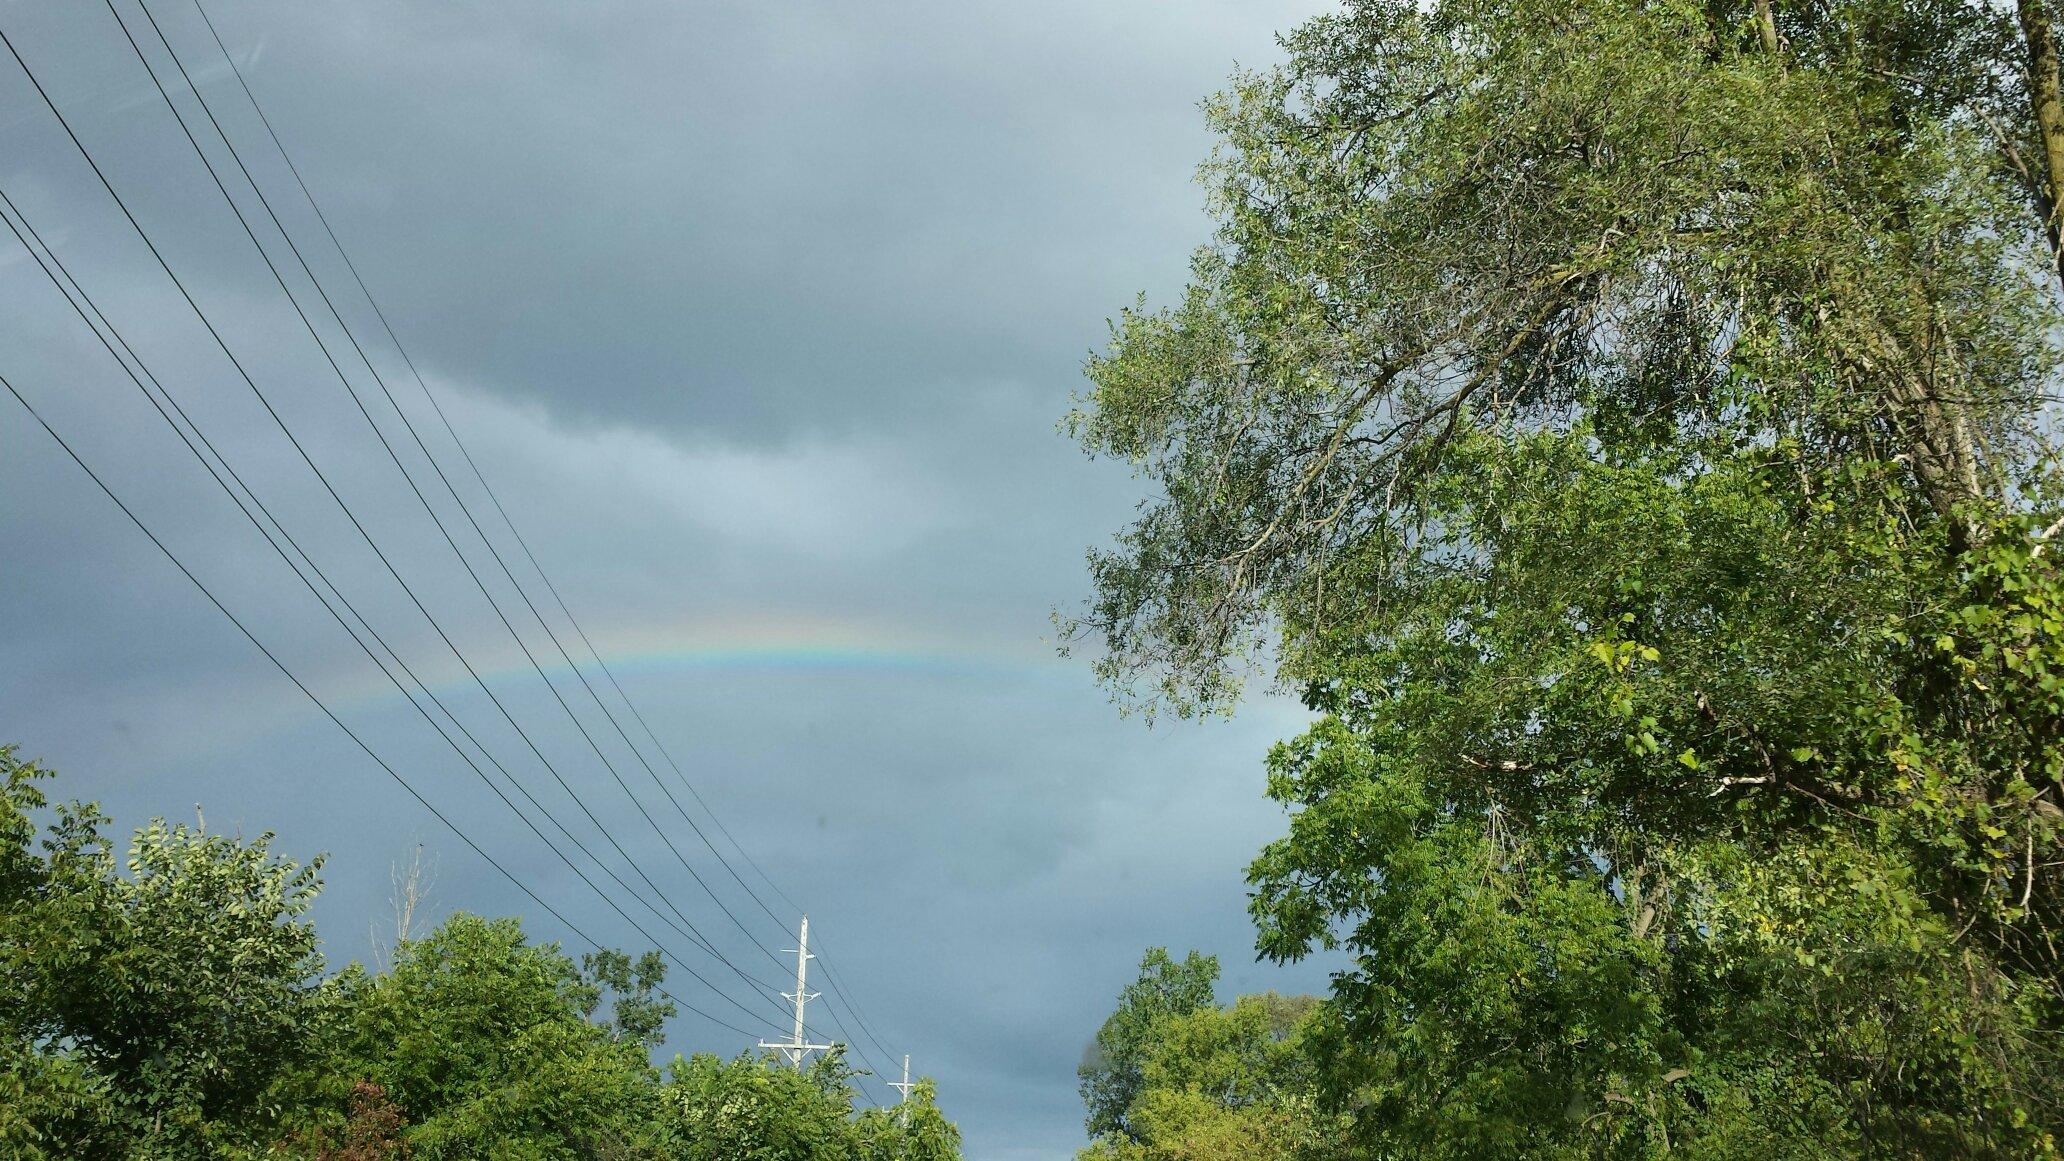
left=2019, top=0, right=2064, bottom=292
left=1754, top=0, right=1780, bottom=56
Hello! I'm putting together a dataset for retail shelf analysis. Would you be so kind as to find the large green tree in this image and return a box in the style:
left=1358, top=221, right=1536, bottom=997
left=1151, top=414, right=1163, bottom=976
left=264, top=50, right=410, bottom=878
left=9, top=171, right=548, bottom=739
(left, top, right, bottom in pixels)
left=0, top=745, right=330, bottom=1158
left=318, top=912, right=669, bottom=1159
left=1071, top=0, right=2064, bottom=1154
left=1078, top=961, right=1342, bottom=1161
left=1079, top=947, right=1222, bottom=1143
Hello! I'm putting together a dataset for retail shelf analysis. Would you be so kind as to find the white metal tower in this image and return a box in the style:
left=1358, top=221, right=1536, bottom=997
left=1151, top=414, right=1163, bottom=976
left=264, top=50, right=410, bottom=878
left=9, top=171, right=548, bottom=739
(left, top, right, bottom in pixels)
left=757, top=914, right=835, bottom=1068
left=890, top=1054, right=917, bottom=1125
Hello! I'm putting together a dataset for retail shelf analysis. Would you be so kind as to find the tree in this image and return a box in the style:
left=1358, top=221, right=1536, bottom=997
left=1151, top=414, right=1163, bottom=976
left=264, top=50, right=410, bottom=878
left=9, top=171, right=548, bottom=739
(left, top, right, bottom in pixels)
left=1070, top=0, right=2064, bottom=1154
left=0, top=748, right=106, bottom=1160
left=854, top=1079, right=962, bottom=1161
left=0, top=744, right=329, bottom=1157
left=324, top=913, right=663, bottom=1159
left=1079, top=978, right=1338, bottom=1161
left=584, top=947, right=675, bottom=1050
left=0, top=748, right=967, bottom=1158
left=658, top=1048, right=862, bottom=1161
left=1079, top=948, right=1222, bottom=1143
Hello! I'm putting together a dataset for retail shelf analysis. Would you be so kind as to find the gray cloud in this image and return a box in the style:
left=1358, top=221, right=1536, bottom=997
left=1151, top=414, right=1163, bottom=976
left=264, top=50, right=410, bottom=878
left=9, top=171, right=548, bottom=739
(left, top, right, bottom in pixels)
left=0, top=2, right=1338, bottom=1156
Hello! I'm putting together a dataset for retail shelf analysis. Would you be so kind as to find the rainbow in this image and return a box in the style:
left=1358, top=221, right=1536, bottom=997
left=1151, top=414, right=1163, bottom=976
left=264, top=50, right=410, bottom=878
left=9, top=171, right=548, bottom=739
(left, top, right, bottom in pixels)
left=322, top=611, right=1067, bottom=718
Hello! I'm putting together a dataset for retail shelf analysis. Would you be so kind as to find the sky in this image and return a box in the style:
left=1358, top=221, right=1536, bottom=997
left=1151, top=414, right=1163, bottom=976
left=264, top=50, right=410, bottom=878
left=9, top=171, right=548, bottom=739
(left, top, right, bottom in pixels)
left=0, top=2, right=1338, bottom=1156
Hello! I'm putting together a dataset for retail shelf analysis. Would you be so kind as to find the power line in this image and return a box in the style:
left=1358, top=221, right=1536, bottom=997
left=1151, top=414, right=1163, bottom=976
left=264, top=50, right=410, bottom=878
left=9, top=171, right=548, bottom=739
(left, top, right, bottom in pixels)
left=182, top=0, right=806, bottom=944
left=0, top=18, right=792, bottom=1022
left=149, top=0, right=903, bottom=1065
left=9, top=3, right=912, bottom=1079
left=112, top=0, right=828, bottom=1002
left=0, top=187, right=791, bottom=1035
left=814, top=937, right=906, bottom=1071
left=0, top=20, right=796, bottom=1020
left=180, top=0, right=909, bottom=1071
left=94, top=0, right=773, bottom=976
left=0, top=368, right=760, bottom=1041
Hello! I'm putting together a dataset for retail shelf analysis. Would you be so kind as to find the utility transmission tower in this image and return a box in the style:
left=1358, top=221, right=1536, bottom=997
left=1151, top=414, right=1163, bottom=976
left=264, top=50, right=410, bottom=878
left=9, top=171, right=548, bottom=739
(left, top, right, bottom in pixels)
left=758, top=915, right=835, bottom=1068
left=889, top=1054, right=916, bottom=1126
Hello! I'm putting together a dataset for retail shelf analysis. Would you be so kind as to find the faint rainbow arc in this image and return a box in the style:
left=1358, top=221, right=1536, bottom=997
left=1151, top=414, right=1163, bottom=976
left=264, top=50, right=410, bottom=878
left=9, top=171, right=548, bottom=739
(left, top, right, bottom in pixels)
left=321, top=616, right=1063, bottom=718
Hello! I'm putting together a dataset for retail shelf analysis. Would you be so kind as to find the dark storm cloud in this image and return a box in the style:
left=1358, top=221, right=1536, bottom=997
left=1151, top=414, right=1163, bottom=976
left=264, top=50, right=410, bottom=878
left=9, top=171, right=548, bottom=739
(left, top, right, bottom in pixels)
left=0, top=2, right=1338, bottom=1157
left=96, top=0, right=1306, bottom=439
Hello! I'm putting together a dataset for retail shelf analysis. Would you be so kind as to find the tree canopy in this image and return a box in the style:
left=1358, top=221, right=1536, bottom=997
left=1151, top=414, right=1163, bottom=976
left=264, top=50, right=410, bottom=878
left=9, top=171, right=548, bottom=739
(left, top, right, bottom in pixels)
left=1071, top=0, right=2064, bottom=1155
left=1078, top=951, right=1338, bottom=1160
left=1079, top=947, right=1223, bottom=1143
left=0, top=746, right=961, bottom=1159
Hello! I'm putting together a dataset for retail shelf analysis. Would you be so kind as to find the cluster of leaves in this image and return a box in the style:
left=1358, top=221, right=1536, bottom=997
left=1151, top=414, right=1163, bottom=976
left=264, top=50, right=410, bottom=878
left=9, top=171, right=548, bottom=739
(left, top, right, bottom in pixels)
left=1076, top=949, right=1344, bottom=1161
left=1070, top=0, right=2064, bottom=1156
left=666, top=1051, right=956, bottom=1161
left=0, top=747, right=960, bottom=1160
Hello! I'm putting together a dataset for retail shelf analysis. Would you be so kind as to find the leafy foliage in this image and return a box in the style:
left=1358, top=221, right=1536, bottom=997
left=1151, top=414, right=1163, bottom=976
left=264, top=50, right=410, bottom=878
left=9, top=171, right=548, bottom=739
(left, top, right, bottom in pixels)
left=1079, top=947, right=1222, bottom=1142
left=1070, top=0, right=2064, bottom=1156
left=1079, top=955, right=1339, bottom=1161
left=0, top=747, right=962, bottom=1159
left=319, top=912, right=664, bottom=1158
left=655, top=1048, right=958, bottom=1160
left=1, top=745, right=329, bottom=1157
